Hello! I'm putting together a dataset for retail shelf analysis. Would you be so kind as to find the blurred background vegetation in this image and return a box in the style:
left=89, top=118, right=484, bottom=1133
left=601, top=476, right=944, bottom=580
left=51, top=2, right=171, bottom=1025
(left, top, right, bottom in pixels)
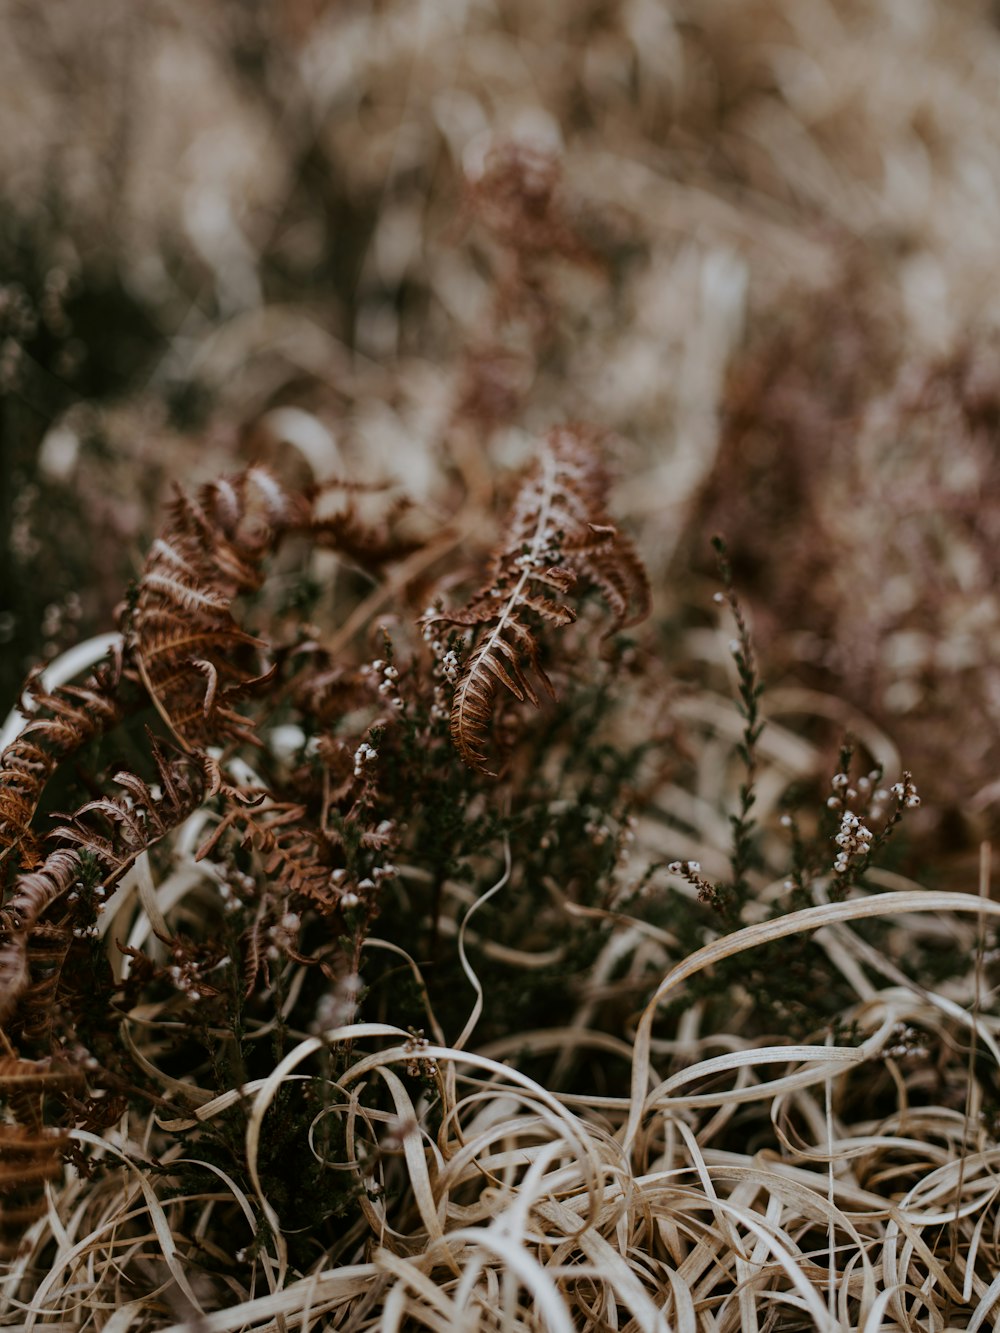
left=2, top=0, right=1000, bottom=840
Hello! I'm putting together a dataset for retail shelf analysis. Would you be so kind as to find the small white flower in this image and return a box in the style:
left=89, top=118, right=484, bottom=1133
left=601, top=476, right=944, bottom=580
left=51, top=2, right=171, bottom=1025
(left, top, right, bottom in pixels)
left=833, top=809, right=873, bottom=869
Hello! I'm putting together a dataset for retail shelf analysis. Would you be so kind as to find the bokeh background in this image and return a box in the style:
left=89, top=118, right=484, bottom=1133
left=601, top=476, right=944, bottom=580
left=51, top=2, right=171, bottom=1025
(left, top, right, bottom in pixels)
left=3, top=0, right=1000, bottom=830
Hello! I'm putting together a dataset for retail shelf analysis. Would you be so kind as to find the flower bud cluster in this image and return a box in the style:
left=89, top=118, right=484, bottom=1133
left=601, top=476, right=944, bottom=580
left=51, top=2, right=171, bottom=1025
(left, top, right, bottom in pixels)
left=667, top=858, right=717, bottom=904
left=891, top=774, right=920, bottom=808
left=330, top=861, right=396, bottom=913
left=404, top=1028, right=439, bottom=1079
left=833, top=810, right=873, bottom=874
left=168, top=963, right=206, bottom=1002
left=353, top=741, right=378, bottom=778
left=217, top=870, right=254, bottom=915
left=365, top=658, right=404, bottom=710
left=69, top=881, right=106, bottom=937
left=422, top=620, right=465, bottom=719
left=883, top=1023, right=929, bottom=1061
left=512, top=542, right=560, bottom=572
left=266, top=911, right=301, bottom=959
left=331, top=866, right=357, bottom=909
left=429, top=684, right=450, bottom=723
left=424, top=631, right=462, bottom=680
left=826, top=769, right=889, bottom=814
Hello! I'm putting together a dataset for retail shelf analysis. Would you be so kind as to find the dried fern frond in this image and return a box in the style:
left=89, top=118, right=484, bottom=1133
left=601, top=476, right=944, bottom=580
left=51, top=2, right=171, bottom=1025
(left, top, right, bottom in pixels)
left=0, top=848, right=81, bottom=940
left=195, top=797, right=341, bottom=992
left=0, top=850, right=81, bottom=1026
left=0, top=653, right=124, bottom=862
left=128, top=466, right=299, bottom=752
left=290, top=660, right=375, bottom=727
left=0, top=1056, right=82, bottom=1258
left=196, top=799, right=336, bottom=914
left=464, top=141, right=603, bottom=327
left=304, top=479, right=425, bottom=575
left=10, top=925, right=71, bottom=1048
left=0, top=741, right=203, bottom=1030
left=427, top=425, right=650, bottom=773
left=49, top=739, right=205, bottom=884
left=0, top=1122, right=71, bottom=1259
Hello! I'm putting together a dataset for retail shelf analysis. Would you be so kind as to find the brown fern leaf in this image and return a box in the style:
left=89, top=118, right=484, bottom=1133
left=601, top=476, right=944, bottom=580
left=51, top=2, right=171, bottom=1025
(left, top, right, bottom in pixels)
left=129, top=466, right=301, bottom=751
left=0, top=652, right=124, bottom=861
left=0, top=1055, right=81, bottom=1094
left=0, top=848, right=80, bottom=937
left=0, top=1123, right=70, bottom=1257
left=0, top=850, right=81, bottom=1026
left=426, top=425, right=650, bottom=773
left=49, top=740, right=205, bottom=887
left=291, top=662, right=375, bottom=728
left=1, top=744, right=202, bottom=1025
left=241, top=912, right=266, bottom=998
left=13, top=925, right=71, bottom=1048
left=0, top=1059, right=81, bottom=1258
left=464, top=141, right=603, bottom=327
left=0, top=930, right=30, bottom=1028
left=303, top=481, right=425, bottom=576
left=196, top=800, right=337, bottom=913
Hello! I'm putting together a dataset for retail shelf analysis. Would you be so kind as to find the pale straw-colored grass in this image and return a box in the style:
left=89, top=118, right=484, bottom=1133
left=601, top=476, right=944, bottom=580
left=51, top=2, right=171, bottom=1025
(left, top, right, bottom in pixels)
left=4, top=749, right=998, bottom=1330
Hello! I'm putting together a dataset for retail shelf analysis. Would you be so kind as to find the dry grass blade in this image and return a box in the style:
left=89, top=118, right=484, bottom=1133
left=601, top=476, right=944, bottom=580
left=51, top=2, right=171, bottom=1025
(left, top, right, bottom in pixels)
left=627, top=889, right=1000, bottom=1150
